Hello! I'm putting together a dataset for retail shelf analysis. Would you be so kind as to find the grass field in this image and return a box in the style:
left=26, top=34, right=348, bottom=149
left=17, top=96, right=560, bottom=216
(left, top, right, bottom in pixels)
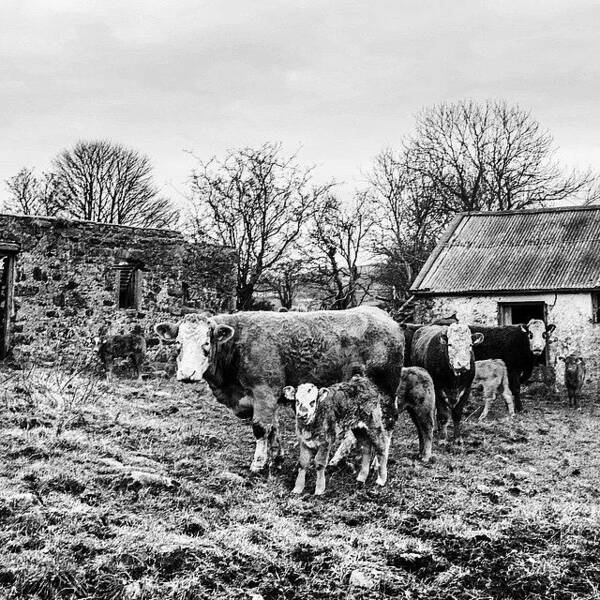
left=1, top=366, right=599, bottom=599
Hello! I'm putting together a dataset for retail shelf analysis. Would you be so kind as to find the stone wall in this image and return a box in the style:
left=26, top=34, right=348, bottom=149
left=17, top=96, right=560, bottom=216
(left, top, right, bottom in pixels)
left=413, top=292, right=600, bottom=395
left=0, top=214, right=236, bottom=375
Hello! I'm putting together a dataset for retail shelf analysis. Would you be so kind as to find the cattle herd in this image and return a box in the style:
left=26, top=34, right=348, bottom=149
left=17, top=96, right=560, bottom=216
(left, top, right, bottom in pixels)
left=94, top=306, right=582, bottom=495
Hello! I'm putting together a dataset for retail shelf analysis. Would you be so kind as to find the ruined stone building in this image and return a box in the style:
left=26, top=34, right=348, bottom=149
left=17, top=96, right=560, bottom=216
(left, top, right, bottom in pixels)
left=409, top=205, right=600, bottom=390
left=0, top=214, right=236, bottom=373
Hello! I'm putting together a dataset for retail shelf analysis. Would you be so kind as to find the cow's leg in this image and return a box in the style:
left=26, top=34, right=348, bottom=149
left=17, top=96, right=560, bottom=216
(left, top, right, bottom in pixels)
left=509, top=370, right=523, bottom=412
left=436, top=390, right=451, bottom=443
left=293, top=444, right=312, bottom=494
left=478, top=383, right=493, bottom=421
left=503, top=389, right=515, bottom=417
left=329, top=430, right=357, bottom=467
left=355, top=432, right=372, bottom=483
left=105, top=358, right=114, bottom=383
left=406, top=406, right=424, bottom=457
left=418, top=403, right=434, bottom=462
left=133, top=352, right=144, bottom=381
left=268, top=411, right=283, bottom=464
left=375, top=431, right=392, bottom=486
left=451, top=388, right=469, bottom=443
left=314, top=443, right=330, bottom=495
left=250, top=385, right=278, bottom=472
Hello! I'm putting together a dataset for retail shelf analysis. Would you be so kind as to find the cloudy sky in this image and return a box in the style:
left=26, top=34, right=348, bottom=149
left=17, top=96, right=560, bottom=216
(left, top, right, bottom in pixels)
left=2, top=0, right=599, bottom=204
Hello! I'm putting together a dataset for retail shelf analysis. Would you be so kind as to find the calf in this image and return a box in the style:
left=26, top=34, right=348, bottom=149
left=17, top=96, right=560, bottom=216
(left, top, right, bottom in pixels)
left=473, top=359, right=515, bottom=421
left=94, top=332, right=146, bottom=381
left=470, top=319, right=555, bottom=412
left=283, top=375, right=396, bottom=495
left=411, top=323, right=484, bottom=442
left=396, top=367, right=436, bottom=461
left=559, top=353, right=586, bottom=407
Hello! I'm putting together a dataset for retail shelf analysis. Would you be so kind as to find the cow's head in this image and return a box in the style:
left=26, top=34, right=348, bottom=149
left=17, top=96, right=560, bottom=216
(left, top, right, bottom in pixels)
left=440, top=322, right=484, bottom=375
left=520, top=319, right=555, bottom=356
left=154, top=313, right=234, bottom=382
left=283, top=383, right=328, bottom=425
left=93, top=336, right=103, bottom=353
left=558, top=353, right=585, bottom=373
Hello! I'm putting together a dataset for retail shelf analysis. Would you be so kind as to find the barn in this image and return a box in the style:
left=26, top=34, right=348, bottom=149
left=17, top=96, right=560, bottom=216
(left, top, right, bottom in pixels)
left=409, top=205, right=600, bottom=392
left=0, top=214, right=236, bottom=374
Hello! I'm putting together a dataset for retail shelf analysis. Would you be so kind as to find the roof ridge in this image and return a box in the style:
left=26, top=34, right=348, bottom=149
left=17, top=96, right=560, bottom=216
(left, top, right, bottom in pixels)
left=460, top=204, right=600, bottom=217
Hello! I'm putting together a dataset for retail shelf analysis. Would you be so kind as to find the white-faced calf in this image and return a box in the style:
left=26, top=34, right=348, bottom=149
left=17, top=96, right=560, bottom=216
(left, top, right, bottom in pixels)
left=559, top=353, right=586, bottom=408
left=283, top=375, right=395, bottom=495
left=473, top=359, right=515, bottom=421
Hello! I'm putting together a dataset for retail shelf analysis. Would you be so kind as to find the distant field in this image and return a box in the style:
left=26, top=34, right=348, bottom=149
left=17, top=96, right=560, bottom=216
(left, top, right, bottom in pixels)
left=1, top=367, right=599, bottom=600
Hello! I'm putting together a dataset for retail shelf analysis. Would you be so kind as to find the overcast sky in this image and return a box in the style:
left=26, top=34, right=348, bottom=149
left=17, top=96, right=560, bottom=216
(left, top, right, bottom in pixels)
left=2, top=0, right=599, bottom=205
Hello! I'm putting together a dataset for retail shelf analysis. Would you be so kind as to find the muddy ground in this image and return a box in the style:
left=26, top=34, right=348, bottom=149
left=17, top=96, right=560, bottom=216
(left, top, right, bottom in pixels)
left=0, top=366, right=599, bottom=599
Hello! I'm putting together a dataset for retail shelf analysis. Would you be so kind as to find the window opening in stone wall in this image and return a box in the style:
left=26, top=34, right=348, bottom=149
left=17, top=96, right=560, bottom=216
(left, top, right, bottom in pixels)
left=117, top=262, right=142, bottom=309
left=592, top=292, right=600, bottom=324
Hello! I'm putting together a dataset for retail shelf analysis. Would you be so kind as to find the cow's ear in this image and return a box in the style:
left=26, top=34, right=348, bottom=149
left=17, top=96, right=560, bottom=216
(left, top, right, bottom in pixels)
left=472, top=333, right=484, bottom=346
left=214, top=324, right=234, bottom=344
left=546, top=324, right=556, bottom=335
left=155, top=322, right=179, bottom=340
left=520, top=324, right=528, bottom=333
left=317, top=388, right=329, bottom=402
left=283, top=386, right=296, bottom=401
left=439, top=334, right=448, bottom=345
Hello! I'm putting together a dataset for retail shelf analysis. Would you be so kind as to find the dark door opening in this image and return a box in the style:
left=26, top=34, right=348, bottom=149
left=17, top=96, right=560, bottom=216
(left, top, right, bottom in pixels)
left=498, top=301, right=545, bottom=326
left=498, top=301, right=548, bottom=365
left=0, top=251, right=16, bottom=359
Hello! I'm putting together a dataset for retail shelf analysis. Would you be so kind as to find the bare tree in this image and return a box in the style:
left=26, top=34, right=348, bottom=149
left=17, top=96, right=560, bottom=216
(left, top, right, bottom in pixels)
left=4, top=168, right=64, bottom=216
left=308, top=193, right=376, bottom=310
left=53, top=140, right=178, bottom=228
left=367, top=101, right=600, bottom=303
left=264, top=258, right=308, bottom=309
left=189, top=142, right=334, bottom=309
left=409, top=100, right=600, bottom=212
left=369, top=148, right=444, bottom=288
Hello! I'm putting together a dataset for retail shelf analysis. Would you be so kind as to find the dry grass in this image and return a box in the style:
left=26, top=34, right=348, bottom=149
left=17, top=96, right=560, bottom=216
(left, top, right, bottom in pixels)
left=1, top=366, right=599, bottom=599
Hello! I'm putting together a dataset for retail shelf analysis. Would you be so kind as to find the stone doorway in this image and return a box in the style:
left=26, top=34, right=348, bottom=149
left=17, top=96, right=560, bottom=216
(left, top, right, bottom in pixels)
left=0, top=245, right=17, bottom=359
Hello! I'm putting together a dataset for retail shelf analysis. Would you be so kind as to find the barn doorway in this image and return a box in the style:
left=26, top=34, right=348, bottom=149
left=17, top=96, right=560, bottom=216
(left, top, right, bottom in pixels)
left=498, top=301, right=548, bottom=366
left=498, top=301, right=546, bottom=326
left=0, top=248, right=17, bottom=359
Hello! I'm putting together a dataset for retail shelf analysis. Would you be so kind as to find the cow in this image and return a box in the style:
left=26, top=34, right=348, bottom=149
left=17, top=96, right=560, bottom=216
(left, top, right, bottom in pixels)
left=470, top=319, right=556, bottom=412
left=395, top=366, right=436, bottom=461
left=284, top=374, right=395, bottom=495
left=94, top=332, right=146, bottom=381
left=154, top=307, right=405, bottom=472
left=559, top=353, right=586, bottom=407
left=410, top=323, right=484, bottom=442
left=472, top=359, right=515, bottom=421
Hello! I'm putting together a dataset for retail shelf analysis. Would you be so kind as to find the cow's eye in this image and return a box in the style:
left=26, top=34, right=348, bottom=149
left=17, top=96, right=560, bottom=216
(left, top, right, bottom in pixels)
left=529, top=333, right=533, bottom=339
left=201, top=342, right=210, bottom=355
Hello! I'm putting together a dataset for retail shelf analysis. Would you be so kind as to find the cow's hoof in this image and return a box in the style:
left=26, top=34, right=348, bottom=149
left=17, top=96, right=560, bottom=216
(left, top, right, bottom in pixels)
left=314, top=488, right=325, bottom=496
left=292, top=487, right=304, bottom=495
left=375, top=476, right=387, bottom=487
left=249, top=460, right=267, bottom=473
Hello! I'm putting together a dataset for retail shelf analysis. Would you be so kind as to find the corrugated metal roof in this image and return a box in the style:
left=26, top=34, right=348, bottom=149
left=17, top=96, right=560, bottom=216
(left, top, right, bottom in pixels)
left=411, top=205, right=600, bottom=294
